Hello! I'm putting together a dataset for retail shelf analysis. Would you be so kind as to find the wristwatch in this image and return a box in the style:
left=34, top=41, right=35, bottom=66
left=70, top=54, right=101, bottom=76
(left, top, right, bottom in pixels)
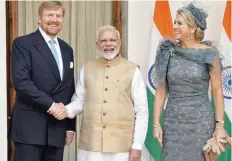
left=216, top=120, right=224, bottom=124
left=153, top=124, right=161, bottom=128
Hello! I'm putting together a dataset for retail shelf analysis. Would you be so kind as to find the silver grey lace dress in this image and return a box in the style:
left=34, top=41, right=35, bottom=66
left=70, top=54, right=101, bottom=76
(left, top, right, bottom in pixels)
left=150, top=39, right=221, bottom=161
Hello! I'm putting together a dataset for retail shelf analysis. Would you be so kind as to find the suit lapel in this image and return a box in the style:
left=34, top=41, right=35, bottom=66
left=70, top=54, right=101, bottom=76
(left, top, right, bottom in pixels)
left=59, top=39, right=69, bottom=81
left=33, top=30, right=61, bottom=82
left=51, top=39, right=70, bottom=94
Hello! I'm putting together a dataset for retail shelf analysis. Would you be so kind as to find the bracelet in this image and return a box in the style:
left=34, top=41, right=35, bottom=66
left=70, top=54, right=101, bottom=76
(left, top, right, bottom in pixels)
left=216, top=120, right=224, bottom=124
left=153, top=124, right=161, bottom=128
left=215, top=127, right=224, bottom=129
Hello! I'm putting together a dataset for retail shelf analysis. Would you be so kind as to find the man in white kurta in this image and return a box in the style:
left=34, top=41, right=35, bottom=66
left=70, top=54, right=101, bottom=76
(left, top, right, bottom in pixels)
left=59, top=25, right=148, bottom=161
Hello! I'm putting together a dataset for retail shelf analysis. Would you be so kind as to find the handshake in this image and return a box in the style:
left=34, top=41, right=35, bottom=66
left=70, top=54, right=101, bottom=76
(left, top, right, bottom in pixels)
left=48, top=103, right=68, bottom=120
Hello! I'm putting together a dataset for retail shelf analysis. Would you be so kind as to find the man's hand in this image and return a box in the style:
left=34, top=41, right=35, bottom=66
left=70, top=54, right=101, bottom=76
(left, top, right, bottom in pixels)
left=129, top=149, right=141, bottom=161
left=65, top=131, right=75, bottom=146
left=49, top=103, right=68, bottom=120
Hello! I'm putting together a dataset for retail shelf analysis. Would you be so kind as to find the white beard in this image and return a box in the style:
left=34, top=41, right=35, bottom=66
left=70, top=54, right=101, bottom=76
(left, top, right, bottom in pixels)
left=100, top=47, right=120, bottom=60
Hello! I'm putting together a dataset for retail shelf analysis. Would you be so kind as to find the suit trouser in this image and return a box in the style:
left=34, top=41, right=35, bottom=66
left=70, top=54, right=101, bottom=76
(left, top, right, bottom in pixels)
left=13, top=142, right=64, bottom=161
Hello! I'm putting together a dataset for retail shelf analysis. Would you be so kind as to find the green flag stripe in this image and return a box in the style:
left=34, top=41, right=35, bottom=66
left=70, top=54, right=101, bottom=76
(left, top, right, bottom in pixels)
left=145, top=87, right=232, bottom=161
left=145, top=87, right=163, bottom=161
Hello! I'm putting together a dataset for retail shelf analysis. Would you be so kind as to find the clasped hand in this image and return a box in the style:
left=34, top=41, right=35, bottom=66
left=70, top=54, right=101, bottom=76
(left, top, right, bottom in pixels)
left=49, top=103, right=68, bottom=120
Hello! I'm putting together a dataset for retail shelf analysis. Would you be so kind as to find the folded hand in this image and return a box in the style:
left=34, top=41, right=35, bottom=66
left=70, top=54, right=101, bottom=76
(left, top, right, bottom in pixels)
left=49, top=103, right=68, bottom=120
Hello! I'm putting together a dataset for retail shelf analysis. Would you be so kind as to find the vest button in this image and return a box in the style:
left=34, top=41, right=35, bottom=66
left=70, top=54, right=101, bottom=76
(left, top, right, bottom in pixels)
left=103, top=125, right=106, bottom=129
left=105, top=88, right=108, bottom=91
left=105, top=76, right=109, bottom=79
left=107, top=65, right=110, bottom=68
left=103, top=100, right=107, bottom=103
left=103, top=113, right=106, bottom=116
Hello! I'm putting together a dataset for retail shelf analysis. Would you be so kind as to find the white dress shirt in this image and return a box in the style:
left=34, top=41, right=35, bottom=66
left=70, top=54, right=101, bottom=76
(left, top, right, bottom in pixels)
left=66, top=66, right=148, bottom=160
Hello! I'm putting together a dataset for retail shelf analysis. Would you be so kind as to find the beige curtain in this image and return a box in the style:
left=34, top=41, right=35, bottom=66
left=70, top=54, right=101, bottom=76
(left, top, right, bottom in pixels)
left=18, top=1, right=112, bottom=161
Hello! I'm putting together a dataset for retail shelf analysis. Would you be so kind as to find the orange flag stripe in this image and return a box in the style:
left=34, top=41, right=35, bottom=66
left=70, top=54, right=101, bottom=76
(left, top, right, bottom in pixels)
left=223, top=0, right=231, bottom=41
left=154, top=0, right=174, bottom=38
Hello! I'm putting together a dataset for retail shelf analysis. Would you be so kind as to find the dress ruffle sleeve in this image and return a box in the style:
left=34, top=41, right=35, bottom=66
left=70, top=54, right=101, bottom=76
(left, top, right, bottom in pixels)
left=202, top=41, right=223, bottom=71
left=150, top=39, right=177, bottom=88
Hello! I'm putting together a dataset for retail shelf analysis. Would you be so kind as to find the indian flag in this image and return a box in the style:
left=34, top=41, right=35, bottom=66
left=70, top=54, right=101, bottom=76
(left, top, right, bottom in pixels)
left=144, top=1, right=231, bottom=161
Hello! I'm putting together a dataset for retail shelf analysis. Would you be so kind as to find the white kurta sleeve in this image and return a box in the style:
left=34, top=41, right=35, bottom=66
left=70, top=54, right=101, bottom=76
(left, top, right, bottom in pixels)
left=131, top=67, right=149, bottom=150
left=66, top=67, right=86, bottom=119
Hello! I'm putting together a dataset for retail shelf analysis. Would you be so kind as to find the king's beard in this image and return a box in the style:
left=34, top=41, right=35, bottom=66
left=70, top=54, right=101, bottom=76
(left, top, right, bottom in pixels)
left=100, top=47, right=120, bottom=60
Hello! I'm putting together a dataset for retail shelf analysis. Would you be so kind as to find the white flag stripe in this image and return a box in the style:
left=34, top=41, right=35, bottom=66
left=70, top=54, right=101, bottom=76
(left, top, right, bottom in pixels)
left=220, top=28, right=232, bottom=66
left=147, top=25, right=162, bottom=95
left=220, top=28, right=232, bottom=121
left=141, top=147, right=154, bottom=161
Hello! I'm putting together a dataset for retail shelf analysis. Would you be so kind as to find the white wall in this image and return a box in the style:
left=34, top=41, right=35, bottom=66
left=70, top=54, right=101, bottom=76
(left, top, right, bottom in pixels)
left=128, top=1, right=154, bottom=82
left=0, top=1, right=8, bottom=161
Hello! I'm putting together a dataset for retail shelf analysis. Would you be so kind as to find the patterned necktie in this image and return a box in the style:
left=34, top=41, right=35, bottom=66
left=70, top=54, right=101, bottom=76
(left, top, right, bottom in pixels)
left=49, top=39, right=60, bottom=72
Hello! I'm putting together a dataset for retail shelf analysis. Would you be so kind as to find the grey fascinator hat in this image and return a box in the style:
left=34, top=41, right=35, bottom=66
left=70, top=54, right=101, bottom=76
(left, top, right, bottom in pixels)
left=184, top=2, right=208, bottom=30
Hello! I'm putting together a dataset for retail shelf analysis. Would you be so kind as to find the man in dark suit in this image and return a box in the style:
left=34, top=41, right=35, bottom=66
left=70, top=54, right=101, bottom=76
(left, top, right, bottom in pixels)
left=10, top=1, right=76, bottom=161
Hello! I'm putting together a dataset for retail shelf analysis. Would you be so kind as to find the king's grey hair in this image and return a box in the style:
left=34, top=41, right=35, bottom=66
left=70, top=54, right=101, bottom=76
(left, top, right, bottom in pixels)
left=96, top=25, right=120, bottom=41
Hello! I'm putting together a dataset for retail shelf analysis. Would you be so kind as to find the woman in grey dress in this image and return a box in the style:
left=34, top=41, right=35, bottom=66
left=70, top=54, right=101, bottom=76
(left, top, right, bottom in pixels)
left=152, top=3, right=228, bottom=161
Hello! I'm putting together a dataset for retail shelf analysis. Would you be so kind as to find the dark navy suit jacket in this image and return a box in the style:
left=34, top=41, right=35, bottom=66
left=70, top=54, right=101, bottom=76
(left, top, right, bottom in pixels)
left=10, top=29, right=76, bottom=147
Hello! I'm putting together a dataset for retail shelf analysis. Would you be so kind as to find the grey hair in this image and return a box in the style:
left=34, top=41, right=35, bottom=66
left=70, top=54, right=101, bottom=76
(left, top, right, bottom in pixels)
left=96, top=25, right=120, bottom=41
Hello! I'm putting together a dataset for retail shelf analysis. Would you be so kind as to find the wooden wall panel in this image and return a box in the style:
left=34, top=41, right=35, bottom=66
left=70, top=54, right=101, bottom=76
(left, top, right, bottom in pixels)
left=6, top=1, right=18, bottom=161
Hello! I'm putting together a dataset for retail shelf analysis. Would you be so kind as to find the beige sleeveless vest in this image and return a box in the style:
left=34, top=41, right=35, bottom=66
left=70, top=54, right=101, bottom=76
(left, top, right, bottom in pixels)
left=78, top=55, right=138, bottom=152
